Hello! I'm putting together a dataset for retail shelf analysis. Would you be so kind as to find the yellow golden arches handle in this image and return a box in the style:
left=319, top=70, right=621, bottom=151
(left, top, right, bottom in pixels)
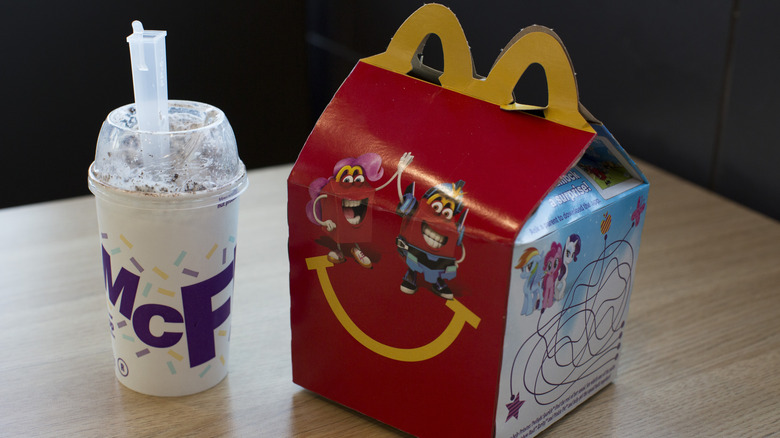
left=362, top=3, right=475, bottom=93
left=361, top=4, right=594, bottom=134
left=474, top=26, right=594, bottom=133
left=306, top=255, right=481, bottom=362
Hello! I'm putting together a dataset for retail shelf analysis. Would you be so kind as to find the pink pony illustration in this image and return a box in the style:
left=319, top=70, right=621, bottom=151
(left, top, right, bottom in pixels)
left=541, top=241, right=562, bottom=310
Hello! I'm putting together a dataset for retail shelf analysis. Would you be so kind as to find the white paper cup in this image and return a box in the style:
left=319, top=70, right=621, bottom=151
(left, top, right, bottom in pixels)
left=89, top=101, right=247, bottom=396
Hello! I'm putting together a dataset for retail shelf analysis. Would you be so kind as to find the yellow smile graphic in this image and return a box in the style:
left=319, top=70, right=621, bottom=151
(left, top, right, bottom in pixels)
left=306, top=255, right=481, bottom=362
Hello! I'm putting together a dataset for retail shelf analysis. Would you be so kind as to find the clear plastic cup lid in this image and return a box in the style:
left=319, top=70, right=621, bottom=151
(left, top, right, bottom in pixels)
left=89, top=100, right=247, bottom=206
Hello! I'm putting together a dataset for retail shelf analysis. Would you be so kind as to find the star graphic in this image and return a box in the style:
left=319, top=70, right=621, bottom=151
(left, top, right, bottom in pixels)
left=505, top=394, right=525, bottom=422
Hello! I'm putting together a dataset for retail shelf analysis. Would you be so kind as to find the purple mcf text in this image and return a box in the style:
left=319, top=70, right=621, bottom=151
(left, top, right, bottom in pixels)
left=102, top=246, right=233, bottom=367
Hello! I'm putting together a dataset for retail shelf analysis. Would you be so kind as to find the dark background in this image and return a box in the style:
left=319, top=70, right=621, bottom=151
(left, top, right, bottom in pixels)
left=2, top=1, right=778, bottom=220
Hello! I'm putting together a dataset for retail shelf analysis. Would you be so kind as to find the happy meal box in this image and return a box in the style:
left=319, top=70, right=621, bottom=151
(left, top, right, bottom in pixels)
left=287, top=5, right=648, bottom=437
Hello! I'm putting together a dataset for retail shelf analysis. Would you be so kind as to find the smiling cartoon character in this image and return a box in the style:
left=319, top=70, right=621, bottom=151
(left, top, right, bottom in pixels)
left=515, top=247, right=544, bottom=315
left=555, top=234, right=581, bottom=301
left=396, top=180, right=468, bottom=300
left=541, top=241, right=562, bottom=310
left=307, top=152, right=413, bottom=268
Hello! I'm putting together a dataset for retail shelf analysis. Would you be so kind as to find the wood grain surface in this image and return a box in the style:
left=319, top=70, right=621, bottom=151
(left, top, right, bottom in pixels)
left=0, top=161, right=777, bottom=437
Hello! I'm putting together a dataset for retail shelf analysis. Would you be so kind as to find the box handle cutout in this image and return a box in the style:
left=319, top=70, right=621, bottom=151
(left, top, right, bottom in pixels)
left=407, top=34, right=444, bottom=85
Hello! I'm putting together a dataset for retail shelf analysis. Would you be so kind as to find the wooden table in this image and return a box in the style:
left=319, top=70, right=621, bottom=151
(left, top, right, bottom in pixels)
left=1, top=161, right=778, bottom=437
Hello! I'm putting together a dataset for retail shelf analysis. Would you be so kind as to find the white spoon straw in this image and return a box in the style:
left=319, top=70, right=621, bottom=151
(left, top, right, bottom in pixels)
left=126, top=20, right=169, bottom=160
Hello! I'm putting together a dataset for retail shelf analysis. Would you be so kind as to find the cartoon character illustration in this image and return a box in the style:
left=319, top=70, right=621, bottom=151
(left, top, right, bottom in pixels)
left=307, top=152, right=413, bottom=268
left=541, top=242, right=562, bottom=310
left=578, top=155, right=632, bottom=190
left=396, top=180, right=468, bottom=300
left=580, top=164, right=608, bottom=184
left=515, top=247, right=543, bottom=315
left=555, top=234, right=581, bottom=301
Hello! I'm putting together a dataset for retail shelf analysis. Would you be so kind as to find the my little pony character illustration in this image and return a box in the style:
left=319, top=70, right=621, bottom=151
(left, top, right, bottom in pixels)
left=307, top=152, right=413, bottom=268
left=555, top=234, right=581, bottom=301
left=541, top=242, right=562, bottom=310
left=515, top=247, right=543, bottom=315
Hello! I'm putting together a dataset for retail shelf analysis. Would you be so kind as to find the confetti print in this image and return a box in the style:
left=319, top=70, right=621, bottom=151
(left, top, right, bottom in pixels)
left=119, top=234, right=133, bottom=249
left=182, top=268, right=199, bottom=278
left=173, top=251, right=187, bottom=267
left=130, top=257, right=144, bottom=273
left=152, top=267, right=169, bottom=280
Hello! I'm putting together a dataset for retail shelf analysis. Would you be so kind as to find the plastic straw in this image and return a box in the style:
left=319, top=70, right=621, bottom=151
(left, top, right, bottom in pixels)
left=126, top=21, right=169, bottom=159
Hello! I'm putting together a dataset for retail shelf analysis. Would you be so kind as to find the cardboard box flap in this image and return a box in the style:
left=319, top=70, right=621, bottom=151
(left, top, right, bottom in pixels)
left=516, top=124, right=648, bottom=243
left=290, top=4, right=597, bottom=244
